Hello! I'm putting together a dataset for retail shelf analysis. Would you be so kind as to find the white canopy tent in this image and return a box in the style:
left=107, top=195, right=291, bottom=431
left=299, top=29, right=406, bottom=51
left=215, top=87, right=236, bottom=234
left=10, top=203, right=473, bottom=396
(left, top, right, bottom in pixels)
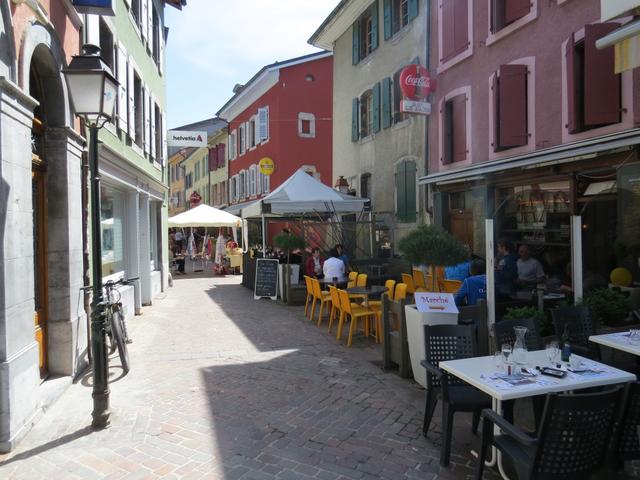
left=168, top=204, right=242, bottom=228
left=239, top=168, right=367, bottom=253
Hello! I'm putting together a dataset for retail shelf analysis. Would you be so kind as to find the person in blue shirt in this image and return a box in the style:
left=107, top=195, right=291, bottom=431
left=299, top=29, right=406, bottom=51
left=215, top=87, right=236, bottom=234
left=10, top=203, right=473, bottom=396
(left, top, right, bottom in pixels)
left=454, top=259, right=487, bottom=306
left=334, top=244, right=350, bottom=271
left=445, top=245, right=471, bottom=281
left=495, top=239, right=518, bottom=297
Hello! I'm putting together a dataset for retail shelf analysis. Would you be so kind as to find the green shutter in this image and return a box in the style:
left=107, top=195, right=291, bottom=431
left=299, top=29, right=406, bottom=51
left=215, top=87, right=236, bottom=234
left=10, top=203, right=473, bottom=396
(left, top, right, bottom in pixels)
left=396, top=162, right=407, bottom=221
left=408, top=0, right=419, bottom=22
left=382, top=77, right=391, bottom=129
left=352, top=97, right=360, bottom=141
left=405, top=160, right=417, bottom=223
left=372, top=82, right=381, bottom=133
left=383, top=0, right=392, bottom=40
left=371, top=0, right=379, bottom=50
left=352, top=20, right=360, bottom=65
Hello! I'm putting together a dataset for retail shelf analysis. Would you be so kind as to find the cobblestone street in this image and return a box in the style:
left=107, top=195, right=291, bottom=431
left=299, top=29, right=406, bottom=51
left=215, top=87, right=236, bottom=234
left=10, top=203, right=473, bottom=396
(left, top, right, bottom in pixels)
left=0, top=274, right=493, bottom=479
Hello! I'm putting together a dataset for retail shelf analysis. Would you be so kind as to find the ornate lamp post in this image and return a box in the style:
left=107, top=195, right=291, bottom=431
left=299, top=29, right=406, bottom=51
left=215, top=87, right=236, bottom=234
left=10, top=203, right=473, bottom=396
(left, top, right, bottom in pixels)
left=63, top=44, right=118, bottom=429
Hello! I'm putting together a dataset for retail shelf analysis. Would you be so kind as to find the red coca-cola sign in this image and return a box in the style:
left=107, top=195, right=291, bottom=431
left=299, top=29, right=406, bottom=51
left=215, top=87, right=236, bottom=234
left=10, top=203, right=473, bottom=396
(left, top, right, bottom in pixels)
left=399, top=64, right=435, bottom=100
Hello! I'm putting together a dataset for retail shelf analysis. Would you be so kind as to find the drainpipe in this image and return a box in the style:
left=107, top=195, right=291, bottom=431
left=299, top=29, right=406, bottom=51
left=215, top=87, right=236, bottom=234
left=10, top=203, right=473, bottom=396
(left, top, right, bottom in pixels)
left=424, top=0, right=432, bottom=223
left=81, top=145, right=92, bottom=363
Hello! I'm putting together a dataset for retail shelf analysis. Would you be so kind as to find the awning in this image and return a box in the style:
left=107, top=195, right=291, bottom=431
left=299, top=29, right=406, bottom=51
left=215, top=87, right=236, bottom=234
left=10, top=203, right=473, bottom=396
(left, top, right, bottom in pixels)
left=418, top=129, right=640, bottom=186
left=223, top=200, right=258, bottom=216
left=596, top=18, right=640, bottom=72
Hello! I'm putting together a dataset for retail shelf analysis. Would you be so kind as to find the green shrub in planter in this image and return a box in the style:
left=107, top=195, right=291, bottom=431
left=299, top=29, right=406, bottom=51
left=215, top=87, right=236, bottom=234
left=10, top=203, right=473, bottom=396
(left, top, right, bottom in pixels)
left=583, top=288, right=630, bottom=327
left=503, top=306, right=550, bottom=336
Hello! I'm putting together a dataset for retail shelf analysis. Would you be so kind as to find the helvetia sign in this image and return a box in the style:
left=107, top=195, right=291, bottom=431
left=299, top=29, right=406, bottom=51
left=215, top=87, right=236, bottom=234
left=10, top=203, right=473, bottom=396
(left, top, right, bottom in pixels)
left=167, top=130, right=208, bottom=147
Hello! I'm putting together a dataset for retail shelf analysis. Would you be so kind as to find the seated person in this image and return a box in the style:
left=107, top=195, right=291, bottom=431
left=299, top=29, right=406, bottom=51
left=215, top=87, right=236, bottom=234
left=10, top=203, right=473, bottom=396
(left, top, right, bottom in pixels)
left=516, top=244, right=545, bottom=287
left=445, top=245, right=471, bottom=282
left=305, top=247, right=324, bottom=279
left=170, top=249, right=186, bottom=275
left=323, top=249, right=346, bottom=282
left=495, top=239, right=518, bottom=297
left=454, top=259, right=487, bottom=306
left=334, top=243, right=350, bottom=271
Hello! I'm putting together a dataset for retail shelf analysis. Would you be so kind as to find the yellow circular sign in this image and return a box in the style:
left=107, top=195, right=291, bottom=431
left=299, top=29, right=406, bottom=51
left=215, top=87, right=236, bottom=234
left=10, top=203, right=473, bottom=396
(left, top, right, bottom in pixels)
left=259, top=157, right=275, bottom=175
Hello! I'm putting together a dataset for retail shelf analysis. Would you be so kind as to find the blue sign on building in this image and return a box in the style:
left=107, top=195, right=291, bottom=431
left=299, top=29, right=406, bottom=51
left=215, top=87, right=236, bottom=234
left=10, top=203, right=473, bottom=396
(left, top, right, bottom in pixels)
left=72, top=0, right=116, bottom=16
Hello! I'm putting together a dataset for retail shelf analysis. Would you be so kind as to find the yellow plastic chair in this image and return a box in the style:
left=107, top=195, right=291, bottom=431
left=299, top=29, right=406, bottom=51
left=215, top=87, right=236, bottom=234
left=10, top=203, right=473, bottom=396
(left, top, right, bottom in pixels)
left=402, top=273, right=417, bottom=294
left=311, top=277, right=331, bottom=324
left=369, top=279, right=396, bottom=310
left=327, top=285, right=342, bottom=334
left=349, top=273, right=368, bottom=302
left=337, top=289, right=376, bottom=347
left=303, top=275, right=314, bottom=318
left=347, top=271, right=358, bottom=288
left=413, top=268, right=427, bottom=290
left=393, top=283, right=408, bottom=301
left=439, top=279, right=463, bottom=294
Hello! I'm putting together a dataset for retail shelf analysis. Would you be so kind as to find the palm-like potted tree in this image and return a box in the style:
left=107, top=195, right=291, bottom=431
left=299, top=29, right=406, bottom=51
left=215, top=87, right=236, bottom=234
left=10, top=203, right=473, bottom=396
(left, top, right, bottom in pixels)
left=273, top=231, right=306, bottom=303
left=398, top=225, right=469, bottom=387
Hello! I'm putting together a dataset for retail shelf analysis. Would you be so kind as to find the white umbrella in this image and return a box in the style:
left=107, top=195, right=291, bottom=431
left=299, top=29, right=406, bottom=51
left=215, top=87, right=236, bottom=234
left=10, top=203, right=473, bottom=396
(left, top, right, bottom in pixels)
left=168, top=204, right=242, bottom=228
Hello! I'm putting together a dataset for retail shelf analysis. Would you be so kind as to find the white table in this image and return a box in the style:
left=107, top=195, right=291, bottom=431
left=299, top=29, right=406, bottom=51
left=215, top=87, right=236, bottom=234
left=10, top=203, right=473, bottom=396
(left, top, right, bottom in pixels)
left=589, top=332, right=640, bottom=356
left=440, top=349, right=636, bottom=479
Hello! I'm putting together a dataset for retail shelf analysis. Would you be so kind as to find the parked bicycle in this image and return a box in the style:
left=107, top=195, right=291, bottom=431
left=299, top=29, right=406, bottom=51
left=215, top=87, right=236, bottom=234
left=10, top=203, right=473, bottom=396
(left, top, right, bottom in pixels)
left=103, top=277, right=138, bottom=374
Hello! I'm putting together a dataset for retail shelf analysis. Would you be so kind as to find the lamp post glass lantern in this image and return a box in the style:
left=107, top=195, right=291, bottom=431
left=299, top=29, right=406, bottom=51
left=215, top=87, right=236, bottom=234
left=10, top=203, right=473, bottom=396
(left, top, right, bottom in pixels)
left=335, top=175, right=350, bottom=194
left=63, top=44, right=118, bottom=429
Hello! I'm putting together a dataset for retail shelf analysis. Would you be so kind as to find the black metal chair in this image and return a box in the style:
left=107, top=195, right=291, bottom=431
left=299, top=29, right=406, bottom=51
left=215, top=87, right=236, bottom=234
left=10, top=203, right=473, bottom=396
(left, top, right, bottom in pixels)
left=493, top=317, right=544, bottom=352
left=421, top=324, right=491, bottom=467
left=610, top=381, right=640, bottom=469
left=458, top=299, right=489, bottom=356
left=550, top=305, right=599, bottom=359
left=475, top=386, right=624, bottom=480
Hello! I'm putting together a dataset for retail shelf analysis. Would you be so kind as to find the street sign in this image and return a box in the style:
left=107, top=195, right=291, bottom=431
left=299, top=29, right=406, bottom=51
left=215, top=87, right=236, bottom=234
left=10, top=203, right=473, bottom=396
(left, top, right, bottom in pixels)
left=401, top=99, right=431, bottom=115
left=167, top=130, right=207, bottom=147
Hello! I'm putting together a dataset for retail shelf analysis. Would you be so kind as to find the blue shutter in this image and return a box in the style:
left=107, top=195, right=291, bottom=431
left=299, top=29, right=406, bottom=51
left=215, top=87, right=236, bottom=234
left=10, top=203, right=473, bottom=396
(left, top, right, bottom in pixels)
left=371, top=0, right=379, bottom=50
left=396, top=162, right=406, bottom=221
left=352, top=20, right=360, bottom=65
left=372, top=82, right=381, bottom=133
left=382, top=77, right=391, bottom=129
left=405, top=161, right=417, bottom=223
left=352, top=98, right=360, bottom=141
left=383, top=0, right=392, bottom=40
left=408, top=0, right=419, bottom=22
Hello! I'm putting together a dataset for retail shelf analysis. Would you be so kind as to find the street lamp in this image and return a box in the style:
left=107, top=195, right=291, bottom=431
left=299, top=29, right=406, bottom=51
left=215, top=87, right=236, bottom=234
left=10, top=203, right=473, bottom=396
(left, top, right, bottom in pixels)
left=334, top=175, right=350, bottom=194
left=63, top=44, right=118, bottom=429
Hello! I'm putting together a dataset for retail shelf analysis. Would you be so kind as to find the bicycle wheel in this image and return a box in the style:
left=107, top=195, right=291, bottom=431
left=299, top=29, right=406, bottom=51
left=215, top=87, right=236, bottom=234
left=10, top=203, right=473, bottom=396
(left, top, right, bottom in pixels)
left=110, top=308, right=130, bottom=374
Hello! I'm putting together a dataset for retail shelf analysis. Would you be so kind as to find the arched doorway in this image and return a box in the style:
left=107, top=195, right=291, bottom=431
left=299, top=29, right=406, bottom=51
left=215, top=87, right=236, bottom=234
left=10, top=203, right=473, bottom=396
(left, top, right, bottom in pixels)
left=28, top=44, right=67, bottom=380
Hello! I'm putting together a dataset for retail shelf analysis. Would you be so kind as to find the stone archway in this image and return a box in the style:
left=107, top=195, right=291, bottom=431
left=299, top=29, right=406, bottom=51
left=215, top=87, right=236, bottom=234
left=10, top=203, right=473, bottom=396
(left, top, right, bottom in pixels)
left=0, top=0, right=16, bottom=81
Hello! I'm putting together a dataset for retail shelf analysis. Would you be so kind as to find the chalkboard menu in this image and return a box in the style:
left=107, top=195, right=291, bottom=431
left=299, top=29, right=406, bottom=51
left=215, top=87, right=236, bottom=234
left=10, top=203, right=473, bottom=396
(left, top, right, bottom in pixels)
left=254, top=259, right=279, bottom=300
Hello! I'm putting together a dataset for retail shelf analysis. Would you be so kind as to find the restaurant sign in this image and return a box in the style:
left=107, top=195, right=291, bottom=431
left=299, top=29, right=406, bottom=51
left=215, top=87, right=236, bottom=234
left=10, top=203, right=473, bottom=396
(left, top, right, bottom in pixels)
left=167, top=130, right=207, bottom=147
left=259, top=157, right=275, bottom=176
left=414, top=292, right=459, bottom=314
left=72, top=0, right=115, bottom=15
left=399, top=64, right=435, bottom=115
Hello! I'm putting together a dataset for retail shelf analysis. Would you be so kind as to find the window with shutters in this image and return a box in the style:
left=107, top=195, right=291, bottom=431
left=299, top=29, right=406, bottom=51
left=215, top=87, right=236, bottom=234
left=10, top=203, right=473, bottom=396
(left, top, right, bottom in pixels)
left=258, top=106, right=269, bottom=142
left=249, top=116, right=257, bottom=149
left=392, top=69, right=407, bottom=124
left=133, top=72, right=143, bottom=147
left=384, top=0, right=419, bottom=39
left=263, top=172, right=270, bottom=194
left=490, top=0, right=532, bottom=34
left=491, top=64, right=529, bottom=151
left=440, top=91, right=469, bottom=165
left=229, top=130, right=237, bottom=159
left=152, top=5, right=160, bottom=67
left=99, top=19, right=114, bottom=71
left=298, top=112, right=316, bottom=138
left=395, top=159, right=417, bottom=223
left=360, top=90, right=374, bottom=138
left=565, top=24, right=621, bottom=135
left=438, top=0, right=472, bottom=71
left=353, top=2, right=379, bottom=64
left=131, top=0, right=141, bottom=26
left=249, top=165, right=257, bottom=197
left=238, top=123, right=246, bottom=155
left=239, top=171, right=246, bottom=199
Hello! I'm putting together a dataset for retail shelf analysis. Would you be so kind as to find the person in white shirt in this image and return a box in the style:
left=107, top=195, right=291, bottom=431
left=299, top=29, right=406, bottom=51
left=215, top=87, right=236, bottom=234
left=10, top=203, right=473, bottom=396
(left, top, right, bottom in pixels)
left=516, top=244, right=545, bottom=286
left=323, top=249, right=346, bottom=282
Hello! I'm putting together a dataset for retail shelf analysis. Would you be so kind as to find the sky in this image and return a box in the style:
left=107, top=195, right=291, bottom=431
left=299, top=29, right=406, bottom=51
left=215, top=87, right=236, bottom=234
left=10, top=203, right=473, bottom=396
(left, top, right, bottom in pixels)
left=164, top=0, right=341, bottom=129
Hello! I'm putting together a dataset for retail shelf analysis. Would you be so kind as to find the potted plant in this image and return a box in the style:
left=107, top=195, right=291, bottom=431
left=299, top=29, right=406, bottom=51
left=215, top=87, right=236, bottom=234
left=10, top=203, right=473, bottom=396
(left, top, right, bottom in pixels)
left=503, top=306, right=549, bottom=336
left=273, top=231, right=305, bottom=303
left=582, top=288, right=631, bottom=327
left=397, top=225, right=469, bottom=387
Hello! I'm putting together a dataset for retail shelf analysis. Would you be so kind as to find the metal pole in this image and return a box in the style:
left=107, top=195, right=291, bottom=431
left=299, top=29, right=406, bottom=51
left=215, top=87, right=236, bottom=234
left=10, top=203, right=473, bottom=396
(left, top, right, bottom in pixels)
left=261, top=213, right=267, bottom=254
left=89, top=124, right=110, bottom=429
left=485, top=219, right=496, bottom=331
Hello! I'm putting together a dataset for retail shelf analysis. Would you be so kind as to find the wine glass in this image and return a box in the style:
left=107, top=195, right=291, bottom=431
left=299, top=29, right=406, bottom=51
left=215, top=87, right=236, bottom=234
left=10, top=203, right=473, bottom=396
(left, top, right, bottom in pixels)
left=501, top=343, right=512, bottom=366
left=493, top=351, right=503, bottom=371
left=546, top=341, right=559, bottom=366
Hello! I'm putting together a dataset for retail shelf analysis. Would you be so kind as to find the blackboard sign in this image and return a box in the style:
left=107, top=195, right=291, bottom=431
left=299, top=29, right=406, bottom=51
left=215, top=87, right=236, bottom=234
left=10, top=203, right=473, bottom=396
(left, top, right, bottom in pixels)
left=254, top=259, right=279, bottom=300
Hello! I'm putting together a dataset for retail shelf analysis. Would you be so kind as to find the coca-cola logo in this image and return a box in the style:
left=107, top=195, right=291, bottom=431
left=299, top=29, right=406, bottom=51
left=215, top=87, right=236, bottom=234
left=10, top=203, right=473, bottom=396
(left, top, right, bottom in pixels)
left=399, top=64, right=436, bottom=100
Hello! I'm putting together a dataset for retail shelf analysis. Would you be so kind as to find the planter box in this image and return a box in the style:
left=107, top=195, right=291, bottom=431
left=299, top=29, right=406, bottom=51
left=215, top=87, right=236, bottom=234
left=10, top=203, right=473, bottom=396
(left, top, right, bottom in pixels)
left=278, top=264, right=300, bottom=301
left=405, top=304, right=458, bottom=388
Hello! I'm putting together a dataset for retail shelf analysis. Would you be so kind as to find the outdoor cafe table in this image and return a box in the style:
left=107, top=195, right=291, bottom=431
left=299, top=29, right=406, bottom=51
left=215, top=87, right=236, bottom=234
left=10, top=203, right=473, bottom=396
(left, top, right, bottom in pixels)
left=346, top=285, right=387, bottom=307
left=589, top=332, right=640, bottom=356
left=439, top=349, right=636, bottom=479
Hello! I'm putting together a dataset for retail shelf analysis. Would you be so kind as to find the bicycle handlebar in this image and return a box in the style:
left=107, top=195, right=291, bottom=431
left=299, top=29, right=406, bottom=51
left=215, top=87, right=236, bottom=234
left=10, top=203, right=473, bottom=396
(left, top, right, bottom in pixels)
left=83, top=276, right=140, bottom=291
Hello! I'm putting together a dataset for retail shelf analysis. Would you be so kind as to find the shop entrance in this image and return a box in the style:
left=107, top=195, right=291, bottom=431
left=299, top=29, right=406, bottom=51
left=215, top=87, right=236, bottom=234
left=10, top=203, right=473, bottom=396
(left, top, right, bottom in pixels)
left=448, top=191, right=474, bottom=248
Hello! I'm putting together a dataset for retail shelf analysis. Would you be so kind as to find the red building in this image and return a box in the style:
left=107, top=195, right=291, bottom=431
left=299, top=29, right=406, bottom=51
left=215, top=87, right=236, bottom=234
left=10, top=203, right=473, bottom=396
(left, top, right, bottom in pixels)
left=217, top=51, right=333, bottom=214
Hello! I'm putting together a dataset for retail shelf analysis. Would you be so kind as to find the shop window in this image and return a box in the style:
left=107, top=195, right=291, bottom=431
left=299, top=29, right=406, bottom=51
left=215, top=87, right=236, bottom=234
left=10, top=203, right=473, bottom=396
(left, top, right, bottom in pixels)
left=101, top=184, right=126, bottom=277
left=449, top=191, right=473, bottom=211
left=490, top=0, right=530, bottom=34
left=441, top=93, right=467, bottom=164
left=384, top=0, right=419, bottom=40
left=298, top=112, right=316, bottom=138
left=352, top=1, right=379, bottom=65
left=566, top=24, right=621, bottom=134
left=439, top=0, right=470, bottom=65
left=492, top=64, right=528, bottom=151
left=395, top=160, right=417, bottom=223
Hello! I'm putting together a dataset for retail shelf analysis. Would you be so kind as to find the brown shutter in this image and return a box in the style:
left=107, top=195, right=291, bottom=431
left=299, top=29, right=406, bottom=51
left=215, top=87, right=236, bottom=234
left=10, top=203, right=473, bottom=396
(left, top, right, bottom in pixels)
left=498, top=64, right=528, bottom=148
left=209, top=147, right=217, bottom=171
left=453, top=0, right=469, bottom=57
left=441, top=0, right=455, bottom=62
left=566, top=32, right=579, bottom=134
left=505, top=0, right=530, bottom=24
left=491, top=72, right=499, bottom=151
left=452, top=94, right=467, bottom=162
left=443, top=100, right=454, bottom=164
left=584, top=23, right=621, bottom=127
left=217, top=143, right=225, bottom=168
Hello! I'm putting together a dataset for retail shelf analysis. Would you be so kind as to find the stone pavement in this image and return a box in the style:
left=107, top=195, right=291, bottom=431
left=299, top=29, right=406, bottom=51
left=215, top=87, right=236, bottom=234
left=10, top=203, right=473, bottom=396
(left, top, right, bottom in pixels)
left=0, top=274, right=498, bottom=480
